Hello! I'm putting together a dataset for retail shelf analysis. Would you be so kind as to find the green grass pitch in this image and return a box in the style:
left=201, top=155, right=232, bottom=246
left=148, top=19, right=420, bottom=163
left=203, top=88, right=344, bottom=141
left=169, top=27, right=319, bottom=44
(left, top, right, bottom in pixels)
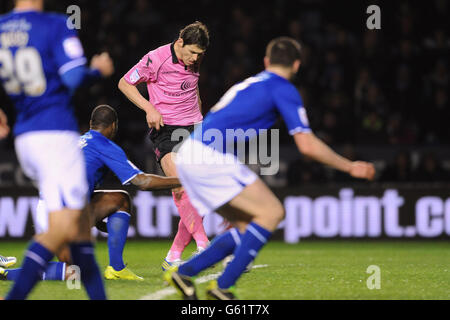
left=0, top=240, right=448, bottom=300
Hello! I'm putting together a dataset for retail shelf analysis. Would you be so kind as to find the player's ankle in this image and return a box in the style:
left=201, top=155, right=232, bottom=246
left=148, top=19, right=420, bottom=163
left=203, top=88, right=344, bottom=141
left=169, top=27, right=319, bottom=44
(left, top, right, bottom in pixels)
left=167, top=251, right=182, bottom=261
left=195, top=240, right=209, bottom=249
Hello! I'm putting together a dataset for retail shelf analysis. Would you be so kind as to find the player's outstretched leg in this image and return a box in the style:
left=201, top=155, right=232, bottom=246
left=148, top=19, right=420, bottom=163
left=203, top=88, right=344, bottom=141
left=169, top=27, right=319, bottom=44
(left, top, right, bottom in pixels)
left=175, top=228, right=243, bottom=277
left=205, top=225, right=271, bottom=300
left=1, top=245, right=72, bottom=282
left=163, top=266, right=198, bottom=300
left=0, top=261, right=67, bottom=282
left=174, top=190, right=209, bottom=250
left=222, top=255, right=253, bottom=273
left=162, top=219, right=191, bottom=270
left=220, top=222, right=252, bottom=273
left=206, top=279, right=238, bottom=300
left=5, top=206, right=81, bottom=300
left=164, top=226, right=243, bottom=300
left=169, top=178, right=283, bottom=300
left=209, top=179, right=284, bottom=300
left=0, top=255, right=16, bottom=268
left=161, top=153, right=210, bottom=269
left=166, top=190, right=209, bottom=264
left=5, top=241, right=53, bottom=299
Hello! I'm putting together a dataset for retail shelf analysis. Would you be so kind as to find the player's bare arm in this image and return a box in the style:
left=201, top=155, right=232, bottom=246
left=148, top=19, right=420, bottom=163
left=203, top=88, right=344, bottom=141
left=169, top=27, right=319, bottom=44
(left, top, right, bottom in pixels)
left=0, top=109, right=10, bottom=139
left=118, top=77, right=164, bottom=130
left=294, top=132, right=375, bottom=180
left=130, top=173, right=181, bottom=190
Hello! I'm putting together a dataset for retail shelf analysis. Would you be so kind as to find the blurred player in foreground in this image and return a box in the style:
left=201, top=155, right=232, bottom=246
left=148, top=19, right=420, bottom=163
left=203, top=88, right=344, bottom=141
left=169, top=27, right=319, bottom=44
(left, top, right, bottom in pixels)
left=164, top=37, right=375, bottom=300
left=0, top=105, right=181, bottom=282
left=118, top=22, right=211, bottom=270
left=0, top=0, right=113, bottom=299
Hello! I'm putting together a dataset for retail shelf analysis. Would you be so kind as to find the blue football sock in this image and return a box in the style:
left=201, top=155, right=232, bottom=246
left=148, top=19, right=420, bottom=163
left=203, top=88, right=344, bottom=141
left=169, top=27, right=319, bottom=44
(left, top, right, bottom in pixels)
left=217, top=222, right=272, bottom=289
left=6, top=261, right=66, bottom=281
left=42, top=261, right=66, bottom=281
left=106, top=211, right=130, bottom=271
left=178, top=228, right=242, bottom=277
left=70, top=242, right=106, bottom=300
left=6, top=241, right=53, bottom=300
left=4, top=268, right=21, bottom=281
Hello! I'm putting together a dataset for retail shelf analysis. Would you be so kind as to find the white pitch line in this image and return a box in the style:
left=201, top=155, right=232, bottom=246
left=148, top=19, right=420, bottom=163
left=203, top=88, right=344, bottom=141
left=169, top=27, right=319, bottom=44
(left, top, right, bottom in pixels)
left=251, top=264, right=269, bottom=269
left=139, top=264, right=269, bottom=300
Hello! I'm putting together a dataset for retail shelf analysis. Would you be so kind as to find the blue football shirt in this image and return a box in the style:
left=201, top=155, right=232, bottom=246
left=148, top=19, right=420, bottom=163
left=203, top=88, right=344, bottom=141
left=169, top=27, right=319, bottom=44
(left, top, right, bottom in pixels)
left=192, top=71, right=311, bottom=152
left=79, top=130, right=143, bottom=196
left=0, top=10, right=88, bottom=136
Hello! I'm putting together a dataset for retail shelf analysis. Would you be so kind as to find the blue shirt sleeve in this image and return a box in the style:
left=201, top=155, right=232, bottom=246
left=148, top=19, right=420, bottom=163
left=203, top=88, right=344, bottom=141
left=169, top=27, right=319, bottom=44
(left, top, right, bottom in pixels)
left=98, top=140, right=143, bottom=185
left=50, top=15, right=87, bottom=76
left=60, top=67, right=101, bottom=92
left=50, top=15, right=101, bottom=91
left=272, top=82, right=312, bottom=135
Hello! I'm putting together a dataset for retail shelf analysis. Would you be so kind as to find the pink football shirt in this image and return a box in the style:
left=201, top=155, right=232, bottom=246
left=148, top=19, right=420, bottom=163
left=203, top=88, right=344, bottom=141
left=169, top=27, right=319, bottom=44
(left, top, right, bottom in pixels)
left=123, top=43, right=203, bottom=126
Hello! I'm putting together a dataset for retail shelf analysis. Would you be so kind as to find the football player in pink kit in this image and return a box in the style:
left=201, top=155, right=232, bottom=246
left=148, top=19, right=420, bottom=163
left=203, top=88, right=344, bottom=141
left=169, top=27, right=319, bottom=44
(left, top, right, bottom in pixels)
left=118, top=22, right=210, bottom=269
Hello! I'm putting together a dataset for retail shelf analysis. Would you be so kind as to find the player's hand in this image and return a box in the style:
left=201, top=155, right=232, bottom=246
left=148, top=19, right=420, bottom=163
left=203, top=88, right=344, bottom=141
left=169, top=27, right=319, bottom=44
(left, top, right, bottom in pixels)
left=146, top=109, right=164, bottom=130
left=349, top=161, right=375, bottom=181
left=0, top=109, right=10, bottom=139
left=90, top=52, right=114, bottom=77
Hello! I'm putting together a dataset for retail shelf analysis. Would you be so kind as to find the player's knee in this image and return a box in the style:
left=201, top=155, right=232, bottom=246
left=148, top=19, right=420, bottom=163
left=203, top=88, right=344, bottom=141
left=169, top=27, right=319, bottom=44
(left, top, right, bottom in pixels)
left=117, top=192, right=131, bottom=212
left=274, top=202, right=286, bottom=222
left=63, top=225, right=81, bottom=243
left=263, top=200, right=285, bottom=228
left=109, top=191, right=131, bottom=212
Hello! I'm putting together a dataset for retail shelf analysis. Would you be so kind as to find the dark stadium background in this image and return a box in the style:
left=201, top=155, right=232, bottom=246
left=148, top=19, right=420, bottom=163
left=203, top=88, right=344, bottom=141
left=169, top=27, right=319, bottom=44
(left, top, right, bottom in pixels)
left=0, top=0, right=449, bottom=241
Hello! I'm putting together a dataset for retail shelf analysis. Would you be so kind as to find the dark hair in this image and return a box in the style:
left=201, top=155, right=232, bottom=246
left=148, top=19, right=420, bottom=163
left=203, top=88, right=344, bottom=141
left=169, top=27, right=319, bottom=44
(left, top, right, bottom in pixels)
left=179, top=21, right=209, bottom=50
left=266, top=37, right=301, bottom=67
left=90, top=104, right=118, bottom=128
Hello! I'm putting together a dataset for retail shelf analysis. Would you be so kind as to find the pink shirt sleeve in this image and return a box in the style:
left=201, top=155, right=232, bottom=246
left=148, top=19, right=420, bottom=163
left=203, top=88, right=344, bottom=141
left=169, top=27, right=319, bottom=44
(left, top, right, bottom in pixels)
left=123, top=50, right=159, bottom=85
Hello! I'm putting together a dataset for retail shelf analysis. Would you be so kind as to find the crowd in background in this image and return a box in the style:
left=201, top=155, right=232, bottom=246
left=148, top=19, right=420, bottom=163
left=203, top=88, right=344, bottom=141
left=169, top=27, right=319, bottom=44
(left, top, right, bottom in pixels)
left=1, top=0, right=449, bottom=184
left=287, top=148, right=450, bottom=186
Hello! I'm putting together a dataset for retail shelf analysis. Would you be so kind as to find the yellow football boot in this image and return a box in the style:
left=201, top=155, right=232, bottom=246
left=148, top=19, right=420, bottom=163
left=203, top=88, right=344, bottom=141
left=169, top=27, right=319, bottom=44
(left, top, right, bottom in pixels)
left=206, top=280, right=238, bottom=300
left=104, top=266, right=144, bottom=281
